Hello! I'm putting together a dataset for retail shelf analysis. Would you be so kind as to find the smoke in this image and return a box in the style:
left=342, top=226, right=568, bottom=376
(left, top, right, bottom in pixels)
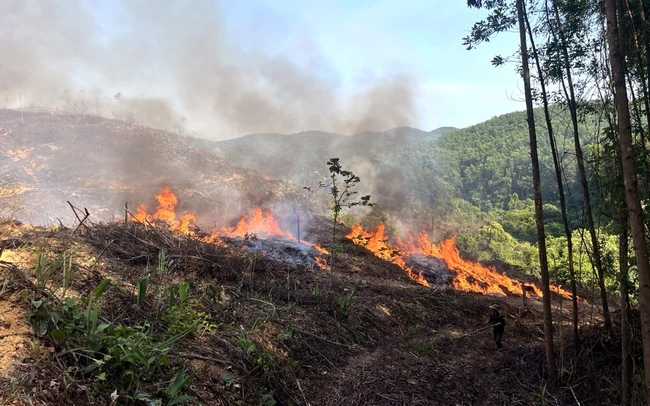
left=0, top=0, right=419, bottom=138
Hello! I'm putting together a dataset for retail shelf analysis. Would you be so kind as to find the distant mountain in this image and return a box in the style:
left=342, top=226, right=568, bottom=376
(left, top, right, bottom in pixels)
left=188, top=109, right=595, bottom=222
left=187, top=126, right=455, bottom=212
left=0, top=109, right=286, bottom=226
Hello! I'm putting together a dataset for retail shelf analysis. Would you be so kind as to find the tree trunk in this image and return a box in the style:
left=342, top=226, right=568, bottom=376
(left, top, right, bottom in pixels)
left=517, top=0, right=557, bottom=381
left=527, top=4, right=580, bottom=352
left=605, top=0, right=650, bottom=402
left=619, top=178, right=633, bottom=406
left=551, top=0, right=612, bottom=332
left=624, top=0, right=650, bottom=192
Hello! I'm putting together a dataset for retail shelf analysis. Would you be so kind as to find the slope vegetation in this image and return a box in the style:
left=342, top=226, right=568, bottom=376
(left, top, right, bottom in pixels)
left=192, top=108, right=597, bottom=218
left=0, top=218, right=629, bottom=405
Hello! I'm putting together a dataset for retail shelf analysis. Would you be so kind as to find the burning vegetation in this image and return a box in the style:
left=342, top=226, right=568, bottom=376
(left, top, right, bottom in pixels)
left=0, top=186, right=602, bottom=405
left=133, top=187, right=573, bottom=300
left=132, top=187, right=329, bottom=269
left=347, top=223, right=575, bottom=299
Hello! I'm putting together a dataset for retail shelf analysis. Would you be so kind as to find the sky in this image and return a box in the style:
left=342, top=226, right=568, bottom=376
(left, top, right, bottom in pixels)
left=217, top=0, right=525, bottom=131
left=219, top=0, right=525, bottom=130
left=3, top=0, right=525, bottom=137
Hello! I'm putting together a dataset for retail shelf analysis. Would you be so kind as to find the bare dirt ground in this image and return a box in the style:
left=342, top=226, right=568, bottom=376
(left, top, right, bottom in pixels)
left=0, top=219, right=639, bottom=405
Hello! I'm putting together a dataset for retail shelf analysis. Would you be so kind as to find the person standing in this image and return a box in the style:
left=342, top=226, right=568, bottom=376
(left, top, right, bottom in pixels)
left=489, top=304, right=506, bottom=350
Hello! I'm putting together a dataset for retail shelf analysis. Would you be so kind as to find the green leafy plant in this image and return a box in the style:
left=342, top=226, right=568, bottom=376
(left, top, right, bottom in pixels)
left=333, top=289, right=355, bottom=320
left=178, top=281, right=189, bottom=303
left=26, top=250, right=195, bottom=402
left=317, top=158, right=372, bottom=268
left=162, top=282, right=218, bottom=336
left=236, top=334, right=256, bottom=357
left=33, top=247, right=78, bottom=292
left=138, top=275, right=149, bottom=306
left=135, top=368, right=199, bottom=405
left=157, top=249, right=173, bottom=273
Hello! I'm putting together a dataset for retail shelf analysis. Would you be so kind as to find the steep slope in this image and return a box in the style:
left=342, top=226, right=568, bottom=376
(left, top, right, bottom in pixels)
left=0, top=217, right=619, bottom=406
left=0, top=109, right=286, bottom=226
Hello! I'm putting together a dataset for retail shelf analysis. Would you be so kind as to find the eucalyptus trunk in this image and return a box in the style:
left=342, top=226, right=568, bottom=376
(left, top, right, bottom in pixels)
left=619, top=183, right=632, bottom=406
left=517, top=0, right=557, bottom=381
left=527, top=4, right=579, bottom=352
left=605, top=0, right=650, bottom=402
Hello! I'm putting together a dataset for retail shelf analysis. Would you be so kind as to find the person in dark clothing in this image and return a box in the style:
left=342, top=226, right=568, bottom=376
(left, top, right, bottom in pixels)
left=489, top=304, right=506, bottom=350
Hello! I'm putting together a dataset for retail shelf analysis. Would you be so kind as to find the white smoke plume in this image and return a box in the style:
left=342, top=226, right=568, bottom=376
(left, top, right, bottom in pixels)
left=0, top=0, right=419, bottom=138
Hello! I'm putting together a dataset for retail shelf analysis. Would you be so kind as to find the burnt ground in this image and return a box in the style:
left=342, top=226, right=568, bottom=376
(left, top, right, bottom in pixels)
left=0, top=219, right=643, bottom=405
left=0, top=108, right=287, bottom=226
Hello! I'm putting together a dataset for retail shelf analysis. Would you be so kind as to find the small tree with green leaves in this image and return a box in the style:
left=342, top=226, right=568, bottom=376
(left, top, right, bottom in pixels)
left=321, top=158, right=372, bottom=258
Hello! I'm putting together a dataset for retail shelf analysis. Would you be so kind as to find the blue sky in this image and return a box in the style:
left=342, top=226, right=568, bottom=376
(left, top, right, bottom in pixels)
left=216, top=0, right=525, bottom=130
left=79, top=0, right=524, bottom=133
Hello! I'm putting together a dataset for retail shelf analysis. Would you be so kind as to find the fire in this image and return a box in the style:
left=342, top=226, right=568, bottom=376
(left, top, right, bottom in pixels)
left=134, top=187, right=328, bottom=268
left=213, top=208, right=329, bottom=267
left=134, top=187, right=195, bottom=234
left=347, top=224, right=431, bottom=287
left=396, top=231, right=441, bottom=257
left=219, top=208, right=294, bottom=239
left=170, top=214, right=196, bottom=234
left=438, top=237, right=542, bottom=297
left=348, top=224, right=575, bottom=299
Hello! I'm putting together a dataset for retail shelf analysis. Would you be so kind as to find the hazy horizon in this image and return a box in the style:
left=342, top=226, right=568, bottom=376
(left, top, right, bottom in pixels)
left=1, top=0, right=523, bottom=140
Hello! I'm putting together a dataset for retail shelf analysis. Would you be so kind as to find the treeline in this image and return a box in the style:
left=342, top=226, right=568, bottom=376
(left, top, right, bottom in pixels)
left=463, top=0, right=650, bottom=404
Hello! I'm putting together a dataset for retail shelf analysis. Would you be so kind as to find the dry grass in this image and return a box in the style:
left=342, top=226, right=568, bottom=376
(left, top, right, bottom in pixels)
left=0, top=218, right=642, bottom=405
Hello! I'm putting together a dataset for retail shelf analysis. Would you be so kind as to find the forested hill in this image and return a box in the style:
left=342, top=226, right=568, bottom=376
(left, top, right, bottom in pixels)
left=190, top=107, right=599, bottom=223
left=401, top=107, right=598, bottom=212
left=188, top=126, right=453, bottom=188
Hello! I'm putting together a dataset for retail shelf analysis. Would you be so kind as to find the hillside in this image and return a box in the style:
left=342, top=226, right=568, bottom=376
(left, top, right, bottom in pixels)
left=0, top=109, right=286, bottom=227
left=0, top=107, right=637, bottom=405
left=189, top=108, right=597, bottom=223
left=0, top=215, right=627, bottom=405
left=187, top=127, right=450, bottom=212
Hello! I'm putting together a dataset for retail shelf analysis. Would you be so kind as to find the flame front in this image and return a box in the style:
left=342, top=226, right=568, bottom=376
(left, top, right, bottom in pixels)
left=135, top=187, right=328, bottom=268
left=438, top=237, right=542, bottom=297
left=134, top=187, right=194, bottom=234
left=347, top=224, right=431, bottom=287
left=396, top=231, right=441, bottom=257
left=220, top=208, right=293, bottom=239
left=134, top=189, right=576, bottom=296
left=348, top=224, right=575, bottom=299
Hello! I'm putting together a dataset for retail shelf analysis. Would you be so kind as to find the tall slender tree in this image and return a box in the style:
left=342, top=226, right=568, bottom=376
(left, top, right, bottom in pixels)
left=466, top=0, right=557, bottom=381
left=516, top=0, right=557, bottom=380
left=605, top=0, right=650, bottom=402
left=525, top=3, right=580, bottom=352
left=619, top=166, right=633, bottom=406
left=548, top=0, right=612, bottom=332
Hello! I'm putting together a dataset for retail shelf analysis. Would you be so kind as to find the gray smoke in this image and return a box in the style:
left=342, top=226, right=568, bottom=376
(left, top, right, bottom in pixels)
left=0, top=0, right=419, bottom=138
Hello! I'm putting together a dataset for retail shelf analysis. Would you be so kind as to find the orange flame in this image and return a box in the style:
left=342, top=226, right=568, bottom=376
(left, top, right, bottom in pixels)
left=135, top=188, right=328, bottom=266
left=220, top=208, right=293, bottom=239
left=396, top=231, right=441, bottom=257
left=134, top=187, right=195, bottom=234
left=438, top=237, right=542, bottom=296
left=348, top=224, right=576, bottom=299
left=213, top=207, right=329, bottom=266
left=347, top=224, right=430, bottom=287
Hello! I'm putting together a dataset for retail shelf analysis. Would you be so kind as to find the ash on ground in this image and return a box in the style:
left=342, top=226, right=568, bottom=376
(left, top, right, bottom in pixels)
left=228, top=236, right=325, bottom=269
left=406, top=254, right=455, bottom=286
